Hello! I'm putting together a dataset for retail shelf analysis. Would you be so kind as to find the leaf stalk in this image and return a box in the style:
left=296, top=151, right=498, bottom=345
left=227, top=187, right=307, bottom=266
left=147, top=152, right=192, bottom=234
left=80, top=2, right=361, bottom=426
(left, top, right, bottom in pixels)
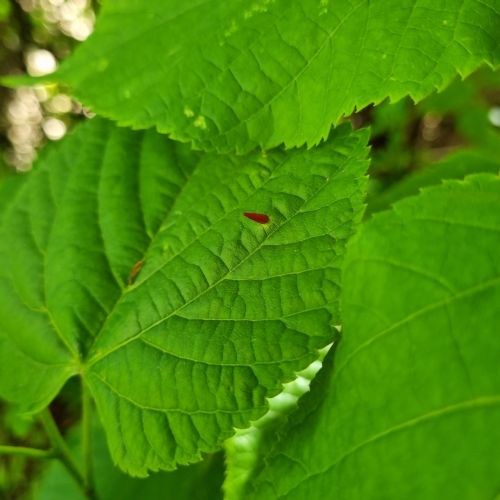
left=40, top=408, right=97, bottom=499
left=82, top=381, right=95, bottom=497
left=0, top=444, right=55, bottom=459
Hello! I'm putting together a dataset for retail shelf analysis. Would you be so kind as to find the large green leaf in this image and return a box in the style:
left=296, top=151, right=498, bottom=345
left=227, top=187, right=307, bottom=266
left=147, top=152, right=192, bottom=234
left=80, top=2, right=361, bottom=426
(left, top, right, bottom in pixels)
left=249, top=174, right=500, bottom=498
left=0, top=118, right=369, bottom=475
left=48, top=0, right=500, bottom=152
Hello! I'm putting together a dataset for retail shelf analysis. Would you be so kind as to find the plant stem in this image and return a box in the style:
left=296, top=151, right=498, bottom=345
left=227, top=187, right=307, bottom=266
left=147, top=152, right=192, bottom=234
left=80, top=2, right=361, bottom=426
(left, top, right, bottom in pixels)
left=39, top=408, right=91, bottom=497
left=0, top=444, right=54, bottom=459
left=81, top=381, right=95, bottom=497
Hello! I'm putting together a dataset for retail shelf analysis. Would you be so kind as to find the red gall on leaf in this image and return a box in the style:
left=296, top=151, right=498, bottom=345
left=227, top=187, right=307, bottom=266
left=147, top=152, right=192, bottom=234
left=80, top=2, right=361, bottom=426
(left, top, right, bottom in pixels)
left=128, top=258, right=144, bottom=285
left=243, top=212, right=269, bottom=224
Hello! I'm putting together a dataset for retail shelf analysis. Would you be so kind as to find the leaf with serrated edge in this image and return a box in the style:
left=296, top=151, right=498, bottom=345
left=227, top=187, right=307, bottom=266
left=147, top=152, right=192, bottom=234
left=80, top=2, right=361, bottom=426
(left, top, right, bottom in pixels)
left=0, top=118, right=369, bottom=475
left=248, top=174, right=500, bottom=499
left=46, top=0, right=500, bottom=152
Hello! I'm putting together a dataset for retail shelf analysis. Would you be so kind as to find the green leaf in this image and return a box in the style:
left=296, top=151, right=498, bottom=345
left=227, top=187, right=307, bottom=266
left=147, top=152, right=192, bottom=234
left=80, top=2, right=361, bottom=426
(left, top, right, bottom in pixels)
left=33, top=419, right=224, bottom=500
left=0, top=118, right=369, bottom=475
left=50, top=0, right=500, bottom=152
left=367, top=148, right=500, bottom=214
left=249, top=174, right=500, bottom=498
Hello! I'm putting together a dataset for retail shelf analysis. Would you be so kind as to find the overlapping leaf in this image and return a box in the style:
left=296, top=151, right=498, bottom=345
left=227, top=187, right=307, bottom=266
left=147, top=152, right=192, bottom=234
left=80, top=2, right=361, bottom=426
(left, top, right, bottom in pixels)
left=0, top=118, right=369, bottom=475
left=48, top=0, right=500, bottom=152
left=249, top=174, right=500, bottom=498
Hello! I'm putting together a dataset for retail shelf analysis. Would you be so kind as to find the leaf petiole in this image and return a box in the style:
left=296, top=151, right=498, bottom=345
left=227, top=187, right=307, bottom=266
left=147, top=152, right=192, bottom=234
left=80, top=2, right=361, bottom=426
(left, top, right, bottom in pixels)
left=0, top=444, right=55, bottom=459
left=40, top=408, right=97, bottom=499
left=82, top=381, right=95, bottom=497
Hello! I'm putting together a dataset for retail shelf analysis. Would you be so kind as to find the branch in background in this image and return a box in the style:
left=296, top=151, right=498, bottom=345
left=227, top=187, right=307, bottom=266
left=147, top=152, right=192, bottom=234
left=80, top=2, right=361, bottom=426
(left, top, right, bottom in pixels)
left=0, top=444, right=54, bottom=459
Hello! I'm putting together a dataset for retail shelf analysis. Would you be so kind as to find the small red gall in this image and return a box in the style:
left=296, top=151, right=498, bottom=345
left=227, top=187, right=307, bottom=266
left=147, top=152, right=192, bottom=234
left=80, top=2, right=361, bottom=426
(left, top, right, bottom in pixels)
left=243, top=212, right=270, bottom=224
left=128, top=258, right=144, bottom=285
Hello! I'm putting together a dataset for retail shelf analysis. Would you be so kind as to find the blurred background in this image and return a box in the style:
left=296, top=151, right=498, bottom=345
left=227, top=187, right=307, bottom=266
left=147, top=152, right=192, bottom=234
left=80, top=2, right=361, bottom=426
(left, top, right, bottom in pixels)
left=0, top=0, right=95, bottom=173
left=0, top=1, right=499, bottom=497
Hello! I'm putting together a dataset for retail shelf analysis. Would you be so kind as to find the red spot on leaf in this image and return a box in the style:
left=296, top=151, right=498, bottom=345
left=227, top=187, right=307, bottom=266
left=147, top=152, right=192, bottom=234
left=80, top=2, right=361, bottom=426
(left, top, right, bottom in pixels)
left=128, top=258, right=144, bottom=285
left=243, top=212, right=269, bottom=224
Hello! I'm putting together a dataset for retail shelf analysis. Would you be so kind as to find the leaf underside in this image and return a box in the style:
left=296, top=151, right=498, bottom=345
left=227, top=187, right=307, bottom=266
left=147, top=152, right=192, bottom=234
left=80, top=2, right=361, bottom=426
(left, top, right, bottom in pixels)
left=53, top=0, right=500, bottom=152
left=249, top=174, right=500, bottom=499
left=0, top=118, right=369, bottom=475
